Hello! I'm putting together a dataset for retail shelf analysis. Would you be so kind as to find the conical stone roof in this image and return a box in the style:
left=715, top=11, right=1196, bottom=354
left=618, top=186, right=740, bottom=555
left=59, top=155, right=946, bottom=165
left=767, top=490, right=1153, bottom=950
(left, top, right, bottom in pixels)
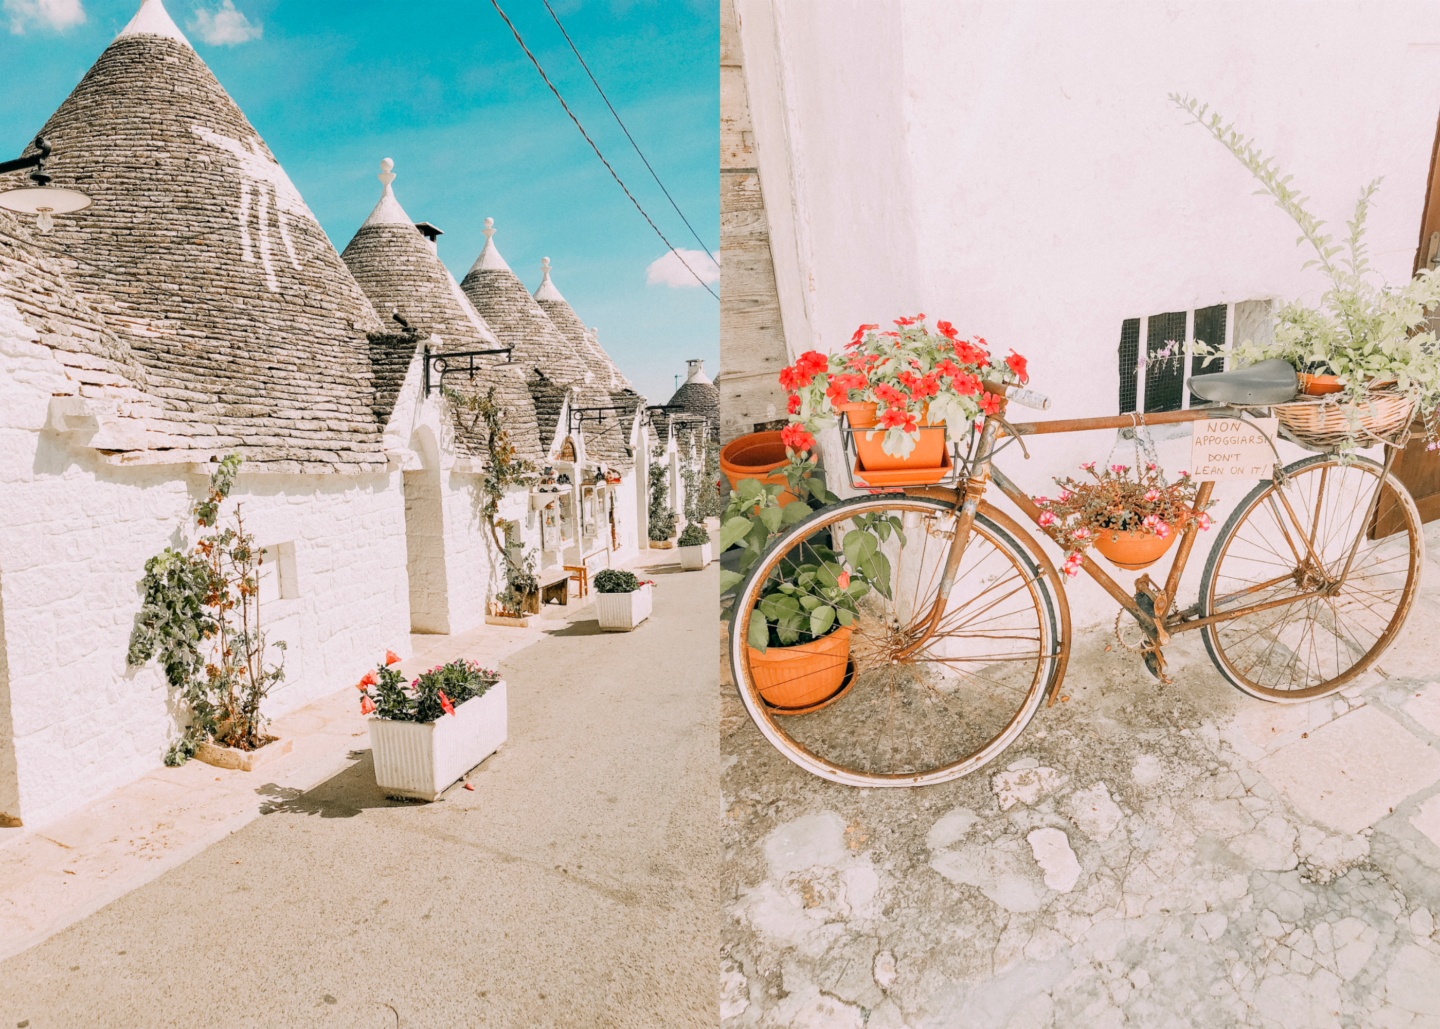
left=16, top=0, right=388, bottom=473
left=340, top=161, right=541, bottom=461
left=667, top=359, right=719, bottom=441
left=533, top=258, right=631, bottom=392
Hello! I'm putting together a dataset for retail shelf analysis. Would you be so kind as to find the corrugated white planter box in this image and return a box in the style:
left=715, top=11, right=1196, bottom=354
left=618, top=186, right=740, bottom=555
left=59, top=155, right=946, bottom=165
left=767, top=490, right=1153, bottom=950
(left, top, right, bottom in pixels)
left=679, top=541, right=712, bottom=570
left=368, top=682, right=508, bottom=801
left=596, top=583, right=652, bottom=631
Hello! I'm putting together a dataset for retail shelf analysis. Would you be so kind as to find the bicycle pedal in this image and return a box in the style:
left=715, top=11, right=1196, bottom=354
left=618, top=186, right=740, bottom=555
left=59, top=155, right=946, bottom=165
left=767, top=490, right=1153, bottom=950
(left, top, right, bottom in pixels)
left=1141, top=647, right=1169, bottom=682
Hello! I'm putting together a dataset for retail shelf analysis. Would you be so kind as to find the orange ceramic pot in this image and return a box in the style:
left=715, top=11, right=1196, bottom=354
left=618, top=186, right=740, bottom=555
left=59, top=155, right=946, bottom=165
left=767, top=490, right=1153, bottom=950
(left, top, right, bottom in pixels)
left=840, top=402, right=947, bottom=473
left=1298, top=373, right=1344, bottom=396
left=748, top=624, right=853, bottom=710
left=1092, top=529, right=1178, bottom=570
left=720, top=431, right=798, bottom=507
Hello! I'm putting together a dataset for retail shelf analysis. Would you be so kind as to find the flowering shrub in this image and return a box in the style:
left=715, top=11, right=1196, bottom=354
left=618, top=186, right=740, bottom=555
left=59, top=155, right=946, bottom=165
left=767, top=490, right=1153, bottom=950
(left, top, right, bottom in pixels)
left=779, top=315, right=1028, bottom=459
left=357, top=652, right=500, bottom=723
left=1034, top=463, right=1214, bottom=576
left=594, top=569, right=655, bottom=594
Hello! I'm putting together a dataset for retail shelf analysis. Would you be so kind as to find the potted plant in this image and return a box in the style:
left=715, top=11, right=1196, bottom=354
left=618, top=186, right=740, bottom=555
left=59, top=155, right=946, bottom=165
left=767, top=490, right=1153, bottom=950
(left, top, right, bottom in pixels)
left=719, top=431, right=801, bottom=505
left=1034, top=462, right=1214, bottom=574
left=677, top=523, right=712, bottom=570
left=357, top=652, right=506, bottom=801
left=780, top=316, right=1029, bottom=479
left=594, top=569, right=654, bottom=631
left=1175, top=95, right=1440, bottom=450
left=648, top=508, right=678, bottom=549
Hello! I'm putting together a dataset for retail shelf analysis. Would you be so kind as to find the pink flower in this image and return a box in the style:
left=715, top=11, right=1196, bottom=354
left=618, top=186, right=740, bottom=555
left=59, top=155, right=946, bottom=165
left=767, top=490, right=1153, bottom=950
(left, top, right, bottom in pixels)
left=1111, top=464, right=1127, bottom=475
left=1081, top=462, right=1096, bottom=471
left=1143, top=489, right=1160, bottom=502
left=1038, top=511, right=1056, bottom=528
left=360, top=695, right=376, bottom=715
left=1073, top=527, right=1091, bottom=540
left=1154, top=521, right=1171, bottom=539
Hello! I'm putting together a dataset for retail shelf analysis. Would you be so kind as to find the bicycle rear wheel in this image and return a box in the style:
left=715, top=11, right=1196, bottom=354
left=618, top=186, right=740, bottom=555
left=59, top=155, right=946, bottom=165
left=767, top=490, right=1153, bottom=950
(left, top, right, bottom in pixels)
left=729, top=495, right=1060, bottom=786
left=1199, top=454, right=1423, bottom=702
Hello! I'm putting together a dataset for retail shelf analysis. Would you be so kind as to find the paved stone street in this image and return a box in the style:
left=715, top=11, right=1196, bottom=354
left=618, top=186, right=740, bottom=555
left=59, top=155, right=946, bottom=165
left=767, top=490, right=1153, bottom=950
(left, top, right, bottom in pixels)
left=0, top=550, right=719, bottom=1029
left=722, top=526, right=1440, bottom=1029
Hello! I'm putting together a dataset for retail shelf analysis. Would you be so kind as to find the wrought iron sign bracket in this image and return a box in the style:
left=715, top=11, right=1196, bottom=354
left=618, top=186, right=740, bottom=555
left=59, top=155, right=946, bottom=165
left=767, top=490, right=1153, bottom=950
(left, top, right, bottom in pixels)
left=423, top=344, right=513, bottom=395
left=568, top=405, right=633, bottom=434
left=0, top=136, right=52, bottom=184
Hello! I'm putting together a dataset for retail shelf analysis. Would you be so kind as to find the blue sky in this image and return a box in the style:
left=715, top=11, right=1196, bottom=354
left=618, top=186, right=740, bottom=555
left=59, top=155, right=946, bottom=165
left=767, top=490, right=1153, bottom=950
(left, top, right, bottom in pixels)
left=0, top=0, right=718, bottom=404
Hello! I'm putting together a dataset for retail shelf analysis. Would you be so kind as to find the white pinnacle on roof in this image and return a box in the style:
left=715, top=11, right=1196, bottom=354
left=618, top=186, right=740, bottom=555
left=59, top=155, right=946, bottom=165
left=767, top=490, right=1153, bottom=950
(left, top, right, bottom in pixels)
left=685, top=358, right=712, bottom=385
left=360, top=158, right=414, bottom=229
left=468, top=217, right=512, bottom=274
left=118, top=0, right=193, bottom=49
left=534, top=256, right=565, bottom=301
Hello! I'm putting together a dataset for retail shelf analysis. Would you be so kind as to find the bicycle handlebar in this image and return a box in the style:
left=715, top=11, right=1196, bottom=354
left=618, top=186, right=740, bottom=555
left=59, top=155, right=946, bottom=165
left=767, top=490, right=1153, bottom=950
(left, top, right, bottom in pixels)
left=1006, top=387, right=1051, bottom=411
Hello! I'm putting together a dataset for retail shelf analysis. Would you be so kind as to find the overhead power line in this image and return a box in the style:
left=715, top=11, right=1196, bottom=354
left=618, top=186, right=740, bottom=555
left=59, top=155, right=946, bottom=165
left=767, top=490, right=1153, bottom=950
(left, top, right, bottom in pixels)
left=488, top=0, right=719, bottom=301
left=540, top=0, right=717, bottom=268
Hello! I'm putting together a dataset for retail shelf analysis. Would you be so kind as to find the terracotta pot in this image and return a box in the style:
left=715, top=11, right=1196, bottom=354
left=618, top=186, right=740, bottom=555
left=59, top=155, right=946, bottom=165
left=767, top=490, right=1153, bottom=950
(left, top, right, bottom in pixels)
left=840, top=402, right=947, bottom=473
left=748, top=624, right=853, bottom=710
left=720, top=431, right=799, bottom=507
left=1298, top=373, right=1344, bottom=396
left=1091, top=528, right=1178, bottom=570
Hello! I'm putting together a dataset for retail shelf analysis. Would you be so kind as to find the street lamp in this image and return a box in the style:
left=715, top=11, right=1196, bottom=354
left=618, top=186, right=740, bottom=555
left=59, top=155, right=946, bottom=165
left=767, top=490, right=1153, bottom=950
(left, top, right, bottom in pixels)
left=0, top=136, right=92, bottom=234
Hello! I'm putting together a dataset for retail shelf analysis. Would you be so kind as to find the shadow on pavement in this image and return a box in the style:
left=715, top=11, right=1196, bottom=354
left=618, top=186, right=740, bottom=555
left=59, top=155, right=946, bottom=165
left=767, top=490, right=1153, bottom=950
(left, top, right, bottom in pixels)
left=544, top=620, right=609, bottom=637
left=255, top=750, right=430, bottom=818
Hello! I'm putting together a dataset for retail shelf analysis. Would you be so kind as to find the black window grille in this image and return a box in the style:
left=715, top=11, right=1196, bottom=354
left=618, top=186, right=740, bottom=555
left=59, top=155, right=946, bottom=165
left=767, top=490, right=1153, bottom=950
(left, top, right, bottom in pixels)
left=1189, top=303, right=1227, bottom=406
left=1118, top=318, right=1140, bottom=414
left=1144, top=311, right=1187, bottom=413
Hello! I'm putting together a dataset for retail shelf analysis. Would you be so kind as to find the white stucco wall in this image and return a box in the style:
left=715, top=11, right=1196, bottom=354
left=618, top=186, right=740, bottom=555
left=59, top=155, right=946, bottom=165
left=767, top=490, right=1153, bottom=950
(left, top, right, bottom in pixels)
left=735, top=0, right=1440, bottom=622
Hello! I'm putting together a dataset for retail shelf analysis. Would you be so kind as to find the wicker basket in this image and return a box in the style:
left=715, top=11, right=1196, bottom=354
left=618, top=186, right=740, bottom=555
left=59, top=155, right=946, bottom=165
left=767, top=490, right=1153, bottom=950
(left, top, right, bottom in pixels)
left=1275, top=388, right=1412, bottom=451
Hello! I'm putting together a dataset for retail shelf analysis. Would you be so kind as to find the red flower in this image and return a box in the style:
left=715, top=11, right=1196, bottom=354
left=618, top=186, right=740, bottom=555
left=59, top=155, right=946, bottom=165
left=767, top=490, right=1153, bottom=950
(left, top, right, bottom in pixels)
left=1006, top=350, right=1029, bottom=384
left=787, top=395, right=801, bottom=414
left=934, top=358, right=962, bottom=378
left=873, top=383, right=908, bottom=407
left=936, top=320, right=959, bottom=340
left=385, top=650, right=400, bottom=666
left=953, top=373, right=981, bottom=397
left=880, top=407, right=918, bottom=433
left=826, top=381, right=851, bottom=408
left=837, top=571, right=851, bottom=589
left=978, top=391, right=1002, bottom=415
left=955, top=342, right=988, bottom=366
left=359, top=670, right=378, bottom=688
left=778, top=364, right=812, bottom=391
left=781, top=422, right=815, bottom=452
left=360, top=695, right=376, bottom=715
left=439, top=690, right=455, bottom=717
left=796, top=350, right=828, bottom=376
left=848, top=323, right=878, bottom=348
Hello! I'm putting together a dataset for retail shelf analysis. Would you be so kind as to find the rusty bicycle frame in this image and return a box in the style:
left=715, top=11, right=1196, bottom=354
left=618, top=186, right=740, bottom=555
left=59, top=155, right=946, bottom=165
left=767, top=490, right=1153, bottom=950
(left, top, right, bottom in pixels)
left=890, top=397, right=1404, bottom=700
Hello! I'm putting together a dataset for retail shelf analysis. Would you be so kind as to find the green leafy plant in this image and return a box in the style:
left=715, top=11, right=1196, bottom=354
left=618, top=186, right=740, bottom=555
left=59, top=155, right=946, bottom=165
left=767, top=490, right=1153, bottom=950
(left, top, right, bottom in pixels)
left=496, top=548, right=539, bottom=618
left=1174, top=95, right=1440, bottom=448
left=649, top=508, right=678, bottom=541
left=1035, top=462, right=1213, bottom=576
left=594, top=569, right=649, bottom=594
left=678, top=523, right=710, bottom=547
left=356, top=652, right=499, bottom=723
left=129, top=454, right=287, bottom=760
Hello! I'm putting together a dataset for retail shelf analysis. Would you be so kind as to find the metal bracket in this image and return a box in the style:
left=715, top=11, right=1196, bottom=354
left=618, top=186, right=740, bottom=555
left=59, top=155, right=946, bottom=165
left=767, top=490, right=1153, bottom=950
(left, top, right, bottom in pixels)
left=0, top=136, right=51, bottom=186
left=423, top=344, right=512, bottom=395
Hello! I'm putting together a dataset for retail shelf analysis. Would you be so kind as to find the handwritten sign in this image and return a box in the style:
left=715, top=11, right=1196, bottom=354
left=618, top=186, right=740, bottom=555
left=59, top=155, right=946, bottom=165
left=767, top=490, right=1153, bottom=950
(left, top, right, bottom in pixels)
left=1190, top=417, right=1278, bottom=480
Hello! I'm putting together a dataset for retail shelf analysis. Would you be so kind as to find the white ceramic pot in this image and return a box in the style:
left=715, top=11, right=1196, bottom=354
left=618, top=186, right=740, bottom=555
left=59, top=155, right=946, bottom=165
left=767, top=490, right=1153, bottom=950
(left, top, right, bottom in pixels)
left=678, top=541, right=712, bottom=570
left=595, top=583, right=653, bottom=631
left=368, top=681, right=508, bottom=801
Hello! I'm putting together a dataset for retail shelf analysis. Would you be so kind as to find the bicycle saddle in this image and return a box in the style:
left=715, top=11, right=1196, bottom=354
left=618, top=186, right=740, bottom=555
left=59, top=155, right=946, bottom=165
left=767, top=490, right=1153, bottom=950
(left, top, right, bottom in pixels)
left=1186, top=359, right=1298, bottom=406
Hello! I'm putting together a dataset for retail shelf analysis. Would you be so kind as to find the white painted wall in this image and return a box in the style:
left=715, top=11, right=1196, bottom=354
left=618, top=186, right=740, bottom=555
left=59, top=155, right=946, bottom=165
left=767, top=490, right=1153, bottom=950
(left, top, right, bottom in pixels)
left=735, top=0, right=1440, bottom=622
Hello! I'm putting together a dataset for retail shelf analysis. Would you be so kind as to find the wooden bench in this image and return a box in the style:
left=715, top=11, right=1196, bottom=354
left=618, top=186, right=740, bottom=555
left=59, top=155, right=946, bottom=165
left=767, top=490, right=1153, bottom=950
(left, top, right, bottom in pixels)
left=537, top=567, right=571, bottom=606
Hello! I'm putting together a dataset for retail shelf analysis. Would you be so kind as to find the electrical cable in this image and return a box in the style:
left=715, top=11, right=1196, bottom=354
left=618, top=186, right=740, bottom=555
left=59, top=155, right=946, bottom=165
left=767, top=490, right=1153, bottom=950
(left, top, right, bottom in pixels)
left=540, top=0, right=717, bottom=267
left=487, top=0, right=718, bottom=300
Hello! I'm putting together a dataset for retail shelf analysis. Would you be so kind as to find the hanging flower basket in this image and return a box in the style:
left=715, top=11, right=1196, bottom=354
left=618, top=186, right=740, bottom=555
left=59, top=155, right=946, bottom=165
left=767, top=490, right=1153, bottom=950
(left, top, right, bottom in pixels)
left=1091, top=528, right=1178, bottom=570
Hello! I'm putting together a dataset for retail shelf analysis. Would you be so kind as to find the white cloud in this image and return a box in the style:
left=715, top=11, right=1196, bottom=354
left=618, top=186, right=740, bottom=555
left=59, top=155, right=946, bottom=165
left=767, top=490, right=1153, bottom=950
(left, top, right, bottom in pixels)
left=5, top=0, right=85, bottom=33
left=646, top=248, right=719, bottom=289
left=188, top=0, right=261, bottom=45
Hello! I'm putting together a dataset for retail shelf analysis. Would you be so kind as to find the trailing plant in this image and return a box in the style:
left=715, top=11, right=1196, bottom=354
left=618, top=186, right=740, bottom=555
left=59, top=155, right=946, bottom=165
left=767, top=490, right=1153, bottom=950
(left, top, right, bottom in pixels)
left=1034, top=462, right=1213, bottom=576
left=356, top=651, right=499, bottom=723
left=1173, top=95, right=1440, bottom=448
left=445, top=385, right=540, bottom=601
left=594, top=569, right=652, bottom=594
left=678, top=523, right=710, bottom=547
left=781, top=315, right=1029, bottom=459
left=128, top=454, right=287, bottom=760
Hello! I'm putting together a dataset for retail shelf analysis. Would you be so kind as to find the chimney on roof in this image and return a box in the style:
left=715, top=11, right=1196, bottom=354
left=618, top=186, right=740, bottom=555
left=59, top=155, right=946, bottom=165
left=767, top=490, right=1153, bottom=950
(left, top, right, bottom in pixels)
left=686, top=358, right=704, bottom=383
left=414, top=222, right=443, bottom=255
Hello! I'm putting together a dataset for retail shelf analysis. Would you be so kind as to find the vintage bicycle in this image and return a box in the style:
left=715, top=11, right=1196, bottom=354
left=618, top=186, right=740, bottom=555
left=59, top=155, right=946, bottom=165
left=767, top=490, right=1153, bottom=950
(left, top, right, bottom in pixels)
left=728, top=362, right=1425, bottom=787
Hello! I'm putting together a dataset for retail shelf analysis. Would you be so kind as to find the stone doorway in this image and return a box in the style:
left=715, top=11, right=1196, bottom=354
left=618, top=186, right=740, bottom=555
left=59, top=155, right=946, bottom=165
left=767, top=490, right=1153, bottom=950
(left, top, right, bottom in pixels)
left=403, top=466, right=450, bottom=634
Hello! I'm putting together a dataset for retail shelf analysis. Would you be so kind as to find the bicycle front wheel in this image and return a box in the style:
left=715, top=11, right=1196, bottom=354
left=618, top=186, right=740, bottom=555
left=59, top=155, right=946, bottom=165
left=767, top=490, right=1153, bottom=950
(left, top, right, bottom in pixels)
left=729, top=495, right=1060, bottom=787
left=1199, top=454, right=1423, bottom=702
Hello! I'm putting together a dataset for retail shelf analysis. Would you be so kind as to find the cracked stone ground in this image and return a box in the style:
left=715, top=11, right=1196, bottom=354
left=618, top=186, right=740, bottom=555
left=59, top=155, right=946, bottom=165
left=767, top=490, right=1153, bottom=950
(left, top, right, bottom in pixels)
left=721, top=526, right=1440, bottom=1028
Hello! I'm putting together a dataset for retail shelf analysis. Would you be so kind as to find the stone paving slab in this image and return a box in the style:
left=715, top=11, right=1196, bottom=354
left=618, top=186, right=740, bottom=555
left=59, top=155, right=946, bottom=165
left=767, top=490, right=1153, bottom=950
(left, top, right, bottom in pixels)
left=722, top=524, right=1440, bottom=1028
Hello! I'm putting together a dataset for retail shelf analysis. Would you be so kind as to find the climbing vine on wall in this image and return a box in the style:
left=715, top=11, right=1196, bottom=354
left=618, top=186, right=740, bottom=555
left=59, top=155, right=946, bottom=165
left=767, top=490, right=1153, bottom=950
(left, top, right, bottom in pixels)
left=128, top=454, right=287, bottom=764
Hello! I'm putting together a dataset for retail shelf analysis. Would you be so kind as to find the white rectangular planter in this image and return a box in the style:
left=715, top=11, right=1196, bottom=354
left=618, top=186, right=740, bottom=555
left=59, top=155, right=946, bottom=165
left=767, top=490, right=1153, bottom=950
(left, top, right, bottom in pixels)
left=368, top=682, right=508, bottom=801
left=678, top=542, right=712, bottom=570
left=596, top=583, right=652, bottom=631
